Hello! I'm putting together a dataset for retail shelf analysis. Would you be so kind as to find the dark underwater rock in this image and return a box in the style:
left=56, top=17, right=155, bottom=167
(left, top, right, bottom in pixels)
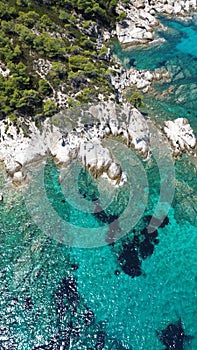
left=83, top=307, right=95, bottom=326
left=54, top=276, right=79, bottom=325
left=78, top=169, right=99, bottom=202
left=23, top=295, right=33, bottom=310
left=138, top=238, right=154, bottom=260
left=138, top=227, right=159, bottom=260
left=158, top=216, right=169, bottom=228
left=55, top=276, right=79, bottom=305
left=143, top=215, right=169, bottom=229
left=156, top=318, right=192, bottom=350
left=33, top=327, right=72, bottom=350
left=95, top=330, right=106, bottom=350
left=70, top=264, right=78, bottom=271
left=158, top=60, right=167, bottom=67
left=106, top=218, right=121, bottom=246
left=94, top=209, right=119, bottom=225
left=118, top=241, right=142, bottom=278
left=93, top=200, right=119, bottom=224
left=113, top=339, right=133, bottom=350
left=117, top=224, right=160, bottom=277
left=129, top=58, right=136, bottom=67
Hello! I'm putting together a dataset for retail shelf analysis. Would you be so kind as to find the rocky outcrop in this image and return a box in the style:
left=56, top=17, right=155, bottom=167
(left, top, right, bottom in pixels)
left=0, top=62, right=10, bottom=77
left=12, top=170, right=27, bottom=185
left=1, top=106, right=196, bottom=187
left=0, top=103, right=150, bottom=186
left=0, top=120, right=48, bottom=178
left=78, top=140, right=123, bottom=183
left=115, top=2, right=158, bottom=45
left=111, top=65, right=170, bottom=95
left=148, top=0, right=196, bottom=15
left=115, top=1, right=196, bottom=46
left=163, top=118, right=196, bottom=156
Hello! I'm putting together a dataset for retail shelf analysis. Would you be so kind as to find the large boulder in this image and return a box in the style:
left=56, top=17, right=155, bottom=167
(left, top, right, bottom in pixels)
left=127, top=107, right=150, bottom=157
left=13, top=170, right=27, bottom=185
left=79, top=140, right=111, bottom=177
left=107, top=162, right=122, bottom=181
left=163, top=118, right=196, bottom=156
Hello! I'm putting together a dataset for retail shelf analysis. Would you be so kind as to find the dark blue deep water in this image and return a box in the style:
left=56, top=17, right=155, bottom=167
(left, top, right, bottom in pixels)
left=0, top=16, right=197, bottom=350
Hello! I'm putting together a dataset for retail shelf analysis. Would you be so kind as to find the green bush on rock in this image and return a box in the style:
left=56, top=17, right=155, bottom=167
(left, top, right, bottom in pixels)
left=43, top=100, right=58, bottom=117
left=38, top=79, right=53, bottom=96
left=129, top=91, right=144, bottom=108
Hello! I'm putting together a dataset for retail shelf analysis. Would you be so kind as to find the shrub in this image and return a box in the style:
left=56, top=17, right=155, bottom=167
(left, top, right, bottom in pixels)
left=129, top=91, right=144, bottom=108
left=43, top=100, right=57, bottom=117
left=16, top=89, right=42, bottom=115
left=38, top=79, right=53, bottom=96
left=117, top=12, right=127, bottom=22
left=17, top=11, right=39, bottom=28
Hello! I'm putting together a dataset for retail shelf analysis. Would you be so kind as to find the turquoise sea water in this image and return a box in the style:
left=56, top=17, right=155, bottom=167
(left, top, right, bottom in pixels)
left=0, top=16, right=197, bottom=350
left=113, top=16, right=197, bottom=134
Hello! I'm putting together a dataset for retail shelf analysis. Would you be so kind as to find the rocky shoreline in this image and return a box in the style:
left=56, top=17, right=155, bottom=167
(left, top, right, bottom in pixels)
left=0, top=103, right=149, bottom=186
left=114, top=0, right=197, bottom=46
left=0, top=102, right=196, bottom=187
left=0, top=0, right=197, bottom=188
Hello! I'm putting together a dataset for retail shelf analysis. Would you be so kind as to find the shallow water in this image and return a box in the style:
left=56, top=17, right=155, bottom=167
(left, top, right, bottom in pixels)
left=0, top=16, right=197, bottom=350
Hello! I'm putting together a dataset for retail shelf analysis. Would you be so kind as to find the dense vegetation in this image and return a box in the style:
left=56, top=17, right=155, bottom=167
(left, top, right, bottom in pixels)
left=0, top=0, right=123, bottom=122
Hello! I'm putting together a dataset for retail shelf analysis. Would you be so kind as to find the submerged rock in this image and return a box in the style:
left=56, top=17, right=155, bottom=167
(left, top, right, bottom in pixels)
left=55, top=276, right=79, bottom=313
left=83, top=307, right=95, bottom=326
left=156, top=318, right=193, bottom=350
left=118, top=239, right=142, bottom=278
left=116, top=217, right=161, bottom=277
left=143, top=215, right=169, bottom=229
left=138, top=237, right=154, bottom=260
left=138, top=227, right=159, bottom=260
left=95, top=330, right=106, bottom=350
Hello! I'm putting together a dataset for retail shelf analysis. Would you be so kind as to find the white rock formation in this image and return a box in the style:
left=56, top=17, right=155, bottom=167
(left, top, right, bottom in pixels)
left=111, top=64, right=170, bottom=98
left=115, top=1, right=197, bottom=46
left=115, top=2, right=158, bottom=45
left=0, top=103, right=150, bottom=186
left=127, top=107, right=150, bottom=155
left=107, top=162, right=122, bottom=181
left=0, top=108, right=196, bottom=187
left=13, top=170, right=27, bottom=184
left=0, top=63, right=10, bottom=77
left=79, top=140, right=113, bottom=178
left=163, top=118, right=196, bottom=156
left=0, top=120, right=48, bottom=178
